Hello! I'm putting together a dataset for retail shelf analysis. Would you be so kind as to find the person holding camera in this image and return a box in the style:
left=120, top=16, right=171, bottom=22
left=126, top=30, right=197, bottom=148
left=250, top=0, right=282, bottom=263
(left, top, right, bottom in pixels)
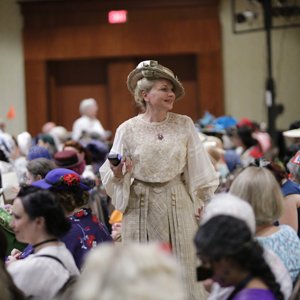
left=100, top=60, right=219, bottom=300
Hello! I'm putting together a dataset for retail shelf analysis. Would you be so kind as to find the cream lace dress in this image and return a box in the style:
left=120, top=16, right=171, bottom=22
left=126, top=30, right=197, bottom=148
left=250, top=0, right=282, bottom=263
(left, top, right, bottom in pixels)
left=100, top=112, right=219, bottom=300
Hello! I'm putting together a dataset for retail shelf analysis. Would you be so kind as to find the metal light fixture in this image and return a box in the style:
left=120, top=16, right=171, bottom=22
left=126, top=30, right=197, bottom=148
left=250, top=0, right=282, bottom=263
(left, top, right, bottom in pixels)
left=231, top=0, right=300, bottom=143
left=232, top=0, right=300, bottom=33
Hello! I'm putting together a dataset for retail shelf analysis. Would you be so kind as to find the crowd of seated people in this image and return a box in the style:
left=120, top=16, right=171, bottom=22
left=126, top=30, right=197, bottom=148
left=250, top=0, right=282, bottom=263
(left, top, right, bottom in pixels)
left=1, top=107, right=300, bottom=300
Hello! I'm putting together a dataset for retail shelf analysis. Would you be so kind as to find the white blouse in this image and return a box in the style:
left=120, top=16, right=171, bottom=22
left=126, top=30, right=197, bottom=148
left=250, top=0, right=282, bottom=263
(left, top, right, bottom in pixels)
left=100, top=112, right=219, bottom=212
left=72, top=115, right=106, bottom=141
left=7, top=244, right=79, bottom=300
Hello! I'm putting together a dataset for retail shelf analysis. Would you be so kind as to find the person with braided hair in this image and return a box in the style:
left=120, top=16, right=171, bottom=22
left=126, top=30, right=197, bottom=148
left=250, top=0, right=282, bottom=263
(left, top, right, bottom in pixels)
left=194, top=215, right=284, bottom=300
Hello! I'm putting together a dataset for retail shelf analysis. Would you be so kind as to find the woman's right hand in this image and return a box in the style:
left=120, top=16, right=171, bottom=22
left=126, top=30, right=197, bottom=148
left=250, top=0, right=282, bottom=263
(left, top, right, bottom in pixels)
left=110, top=157, right=133, bottom=179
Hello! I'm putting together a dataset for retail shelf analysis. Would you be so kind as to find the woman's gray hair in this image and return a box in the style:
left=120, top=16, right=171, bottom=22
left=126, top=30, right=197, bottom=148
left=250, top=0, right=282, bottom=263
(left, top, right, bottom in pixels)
left=27, top=158, right=56, bottom=179
left=229, top=166, right=284, bottom=226
left=133, top=78, right=156, bottom=110
left=75, top=242, right=185, bottom=300
left=79, top=98, right=97, bottom=115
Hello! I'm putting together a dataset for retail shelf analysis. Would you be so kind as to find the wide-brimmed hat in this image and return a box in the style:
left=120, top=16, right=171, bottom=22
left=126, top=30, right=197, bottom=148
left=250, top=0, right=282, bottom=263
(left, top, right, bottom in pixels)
left=32, top=168, right=92, bottom=191
left=54, top=150, right=85, bottom=175
left=127, top=60, right=185, bottom=100
left=283, top=128, right=300, bottom=138
left=27, top=145, right=51, bottom=161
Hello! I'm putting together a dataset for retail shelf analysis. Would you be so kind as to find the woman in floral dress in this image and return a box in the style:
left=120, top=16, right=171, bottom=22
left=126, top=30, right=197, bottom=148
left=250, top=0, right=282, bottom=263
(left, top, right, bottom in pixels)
left=33, top=168, right=112, bottom=269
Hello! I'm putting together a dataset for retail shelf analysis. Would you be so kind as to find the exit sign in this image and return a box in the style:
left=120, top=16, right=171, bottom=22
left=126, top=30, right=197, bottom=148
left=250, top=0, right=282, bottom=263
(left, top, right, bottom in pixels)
left=108, top=10, right=128, bottom=24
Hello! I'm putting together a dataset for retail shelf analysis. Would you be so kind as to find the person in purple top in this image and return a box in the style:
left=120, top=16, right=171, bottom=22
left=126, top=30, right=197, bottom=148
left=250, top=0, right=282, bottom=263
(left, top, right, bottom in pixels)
left=33, top=168, right=112, bottom=269
left=60, top=206, right=111, bottom=269
left=194, top=215, right=284, bottom=300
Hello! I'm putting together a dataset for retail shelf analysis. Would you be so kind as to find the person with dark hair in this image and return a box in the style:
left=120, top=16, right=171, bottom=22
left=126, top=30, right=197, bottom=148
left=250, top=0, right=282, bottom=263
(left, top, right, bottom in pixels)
left=194, top=215, right=284, bottom=300
left=229, top=125, right=263, bottom=167
left=7, top=186, right=79, bottom=300
left=37, top=133, right=57, bottom=157
left=199, top=193, right=292, bottom=300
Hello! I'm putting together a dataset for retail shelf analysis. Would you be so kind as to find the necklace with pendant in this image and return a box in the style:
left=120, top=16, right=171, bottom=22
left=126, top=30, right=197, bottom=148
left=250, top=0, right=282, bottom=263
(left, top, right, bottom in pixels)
left=157, top=133, right=164, bottom=140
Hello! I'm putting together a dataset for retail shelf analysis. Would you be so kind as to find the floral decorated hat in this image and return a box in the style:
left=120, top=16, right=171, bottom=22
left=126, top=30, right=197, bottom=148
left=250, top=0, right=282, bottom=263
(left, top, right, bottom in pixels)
left=32, top=168, right=92, bottom=191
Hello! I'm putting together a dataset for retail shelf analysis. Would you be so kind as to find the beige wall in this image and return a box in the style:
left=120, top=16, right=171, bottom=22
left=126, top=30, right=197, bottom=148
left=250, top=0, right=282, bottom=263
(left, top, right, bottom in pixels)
left=0, top=0, right=299, bottom=136
left=0, top=0, right=25, bottom=136
left=220, top=0, right=300, bottom=130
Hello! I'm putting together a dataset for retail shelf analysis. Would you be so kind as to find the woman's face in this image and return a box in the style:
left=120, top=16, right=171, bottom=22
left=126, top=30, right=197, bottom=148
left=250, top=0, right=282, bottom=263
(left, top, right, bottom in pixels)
left=84, top=104, right=98, bottom=118
left=25, top=170, right=40, bottom=185
left=11, top=198, right=38, bottom=244
left=199, top=255, right=236, bottom=287
left=143, top=79, right=175, bottom=112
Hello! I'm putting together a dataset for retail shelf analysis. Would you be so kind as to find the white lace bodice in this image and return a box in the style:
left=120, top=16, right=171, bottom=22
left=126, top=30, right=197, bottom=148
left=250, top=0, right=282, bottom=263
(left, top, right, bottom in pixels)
left=100, top=112, right=219, bottom=211
left=119, top=113, right=189, bottom=182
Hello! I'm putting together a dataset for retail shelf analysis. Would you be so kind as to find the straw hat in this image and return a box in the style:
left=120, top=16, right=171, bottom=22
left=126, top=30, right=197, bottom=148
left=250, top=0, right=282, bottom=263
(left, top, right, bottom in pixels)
left=127, top=60, right=185, bottom=100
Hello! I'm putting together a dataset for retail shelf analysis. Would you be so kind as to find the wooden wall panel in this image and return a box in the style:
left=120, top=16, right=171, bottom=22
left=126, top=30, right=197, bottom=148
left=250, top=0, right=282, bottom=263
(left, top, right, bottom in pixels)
left=23, top=19, right=221, bottom=60
left=25, top=60, right=48, bottom=133
left=19, top=1, right=220, bottom=28
left=173, top=81, right=199, bottom=121
left=54, top=85, right=108, bottom=132
left=20, top=1, right=224, bottom=135
left=107, top=61, right=136, bottom=136
left=197, top=52, right=224, bottom=117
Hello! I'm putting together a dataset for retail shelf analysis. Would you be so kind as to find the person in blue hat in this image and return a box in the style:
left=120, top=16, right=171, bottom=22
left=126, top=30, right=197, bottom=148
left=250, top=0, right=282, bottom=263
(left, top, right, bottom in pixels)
left=8, top=168, right=112, bottom=270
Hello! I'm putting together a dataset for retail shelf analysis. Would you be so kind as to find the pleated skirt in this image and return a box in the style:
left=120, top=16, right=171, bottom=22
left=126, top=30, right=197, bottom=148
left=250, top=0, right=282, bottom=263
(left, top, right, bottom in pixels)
left=122, top=175, right=208, bottom=300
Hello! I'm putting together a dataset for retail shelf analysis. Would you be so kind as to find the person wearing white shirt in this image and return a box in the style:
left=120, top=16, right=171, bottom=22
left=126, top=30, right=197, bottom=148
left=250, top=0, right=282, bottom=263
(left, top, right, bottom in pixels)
left=7, top=186, right=79, bottom=300
left=72, top=98, right=109, bottom=141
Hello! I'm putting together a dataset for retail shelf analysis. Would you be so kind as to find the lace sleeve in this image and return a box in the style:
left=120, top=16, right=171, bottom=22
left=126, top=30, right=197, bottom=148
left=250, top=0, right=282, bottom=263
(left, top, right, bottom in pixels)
left=185, top=117, right=219, bottom=207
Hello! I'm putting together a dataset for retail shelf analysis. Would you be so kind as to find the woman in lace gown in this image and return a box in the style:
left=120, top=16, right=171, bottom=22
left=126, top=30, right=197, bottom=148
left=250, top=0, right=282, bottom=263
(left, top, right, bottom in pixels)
left=100, top=60, right=219, bottom=300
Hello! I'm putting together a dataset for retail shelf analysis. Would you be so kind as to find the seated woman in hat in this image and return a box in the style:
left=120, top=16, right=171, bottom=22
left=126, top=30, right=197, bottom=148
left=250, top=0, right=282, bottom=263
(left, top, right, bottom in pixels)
left=100, top=60, right=219, bottom=300
left=8, top=168, right=112, bottom=268
left=33, top=168, right=112, bottom=269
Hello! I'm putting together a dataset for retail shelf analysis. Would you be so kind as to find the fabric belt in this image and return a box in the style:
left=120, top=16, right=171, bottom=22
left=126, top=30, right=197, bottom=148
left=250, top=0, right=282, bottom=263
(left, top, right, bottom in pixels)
left=133, top=173, right=183, bottom=189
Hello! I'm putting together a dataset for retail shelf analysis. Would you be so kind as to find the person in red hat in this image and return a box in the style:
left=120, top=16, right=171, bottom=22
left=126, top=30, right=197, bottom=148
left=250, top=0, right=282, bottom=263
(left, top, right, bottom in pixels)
left=54, top=149, right=86, bottom=175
